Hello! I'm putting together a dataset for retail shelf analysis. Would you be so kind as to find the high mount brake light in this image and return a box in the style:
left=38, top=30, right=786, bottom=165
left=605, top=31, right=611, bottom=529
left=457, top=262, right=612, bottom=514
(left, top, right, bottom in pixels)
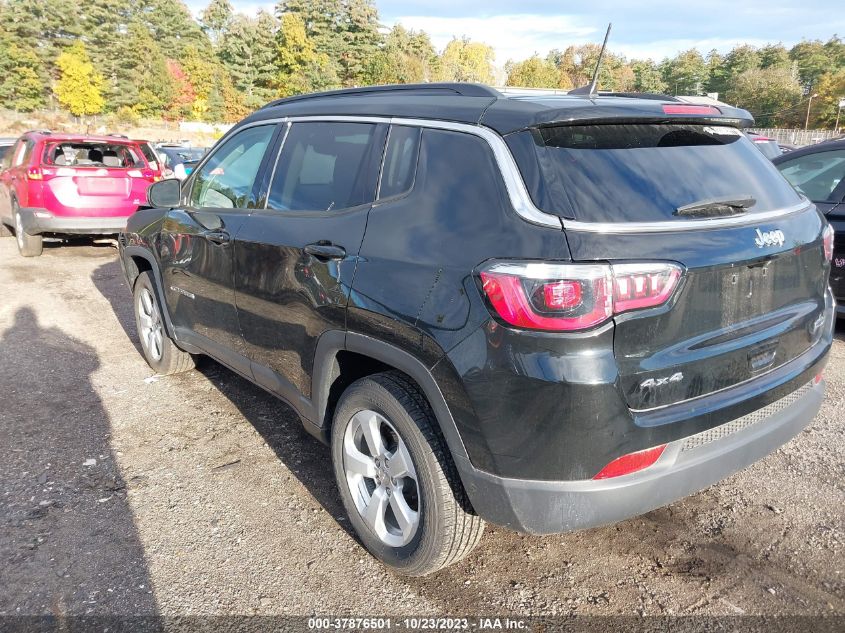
left=662, top=104, right=721, bottom=115
left=480, top=261, right=682, bottom=332
left=823, top=225, right=834, bottom=262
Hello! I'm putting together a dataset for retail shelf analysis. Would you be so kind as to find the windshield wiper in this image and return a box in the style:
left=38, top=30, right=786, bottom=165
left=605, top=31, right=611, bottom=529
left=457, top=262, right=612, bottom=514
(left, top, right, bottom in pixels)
left=674, top=195, right=756, bottom=218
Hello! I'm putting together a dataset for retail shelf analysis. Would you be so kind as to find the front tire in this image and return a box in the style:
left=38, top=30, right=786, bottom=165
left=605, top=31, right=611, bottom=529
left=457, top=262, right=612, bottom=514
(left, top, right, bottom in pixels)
left=133, top=271, right=195, bottom=375
left=14, top=205, right=42, bottom=257
left=331, top=371, right=485, bottom=576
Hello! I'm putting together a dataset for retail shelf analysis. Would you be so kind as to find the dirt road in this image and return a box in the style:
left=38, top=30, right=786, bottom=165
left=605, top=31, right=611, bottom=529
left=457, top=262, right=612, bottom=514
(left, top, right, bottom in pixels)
left=1, top=238, right=843, bottom=619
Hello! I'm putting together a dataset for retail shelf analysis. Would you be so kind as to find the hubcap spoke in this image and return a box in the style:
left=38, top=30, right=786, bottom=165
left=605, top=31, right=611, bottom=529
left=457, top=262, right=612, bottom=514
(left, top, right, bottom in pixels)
left=389, top=488, right=419, bottom=540
left=363, top=485, right=389, bottom=537
left=386, top=443, right=415, bottom=480
left=357, top=411, right=386, bottom=457
left=344, top=442, right=377, bottom=479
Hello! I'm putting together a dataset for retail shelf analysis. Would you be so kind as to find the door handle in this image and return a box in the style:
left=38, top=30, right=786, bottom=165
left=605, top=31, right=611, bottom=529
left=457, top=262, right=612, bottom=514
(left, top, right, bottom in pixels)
left=305, top=242, right=346, bottom=260
left=204, top=230, right=231, bottom=245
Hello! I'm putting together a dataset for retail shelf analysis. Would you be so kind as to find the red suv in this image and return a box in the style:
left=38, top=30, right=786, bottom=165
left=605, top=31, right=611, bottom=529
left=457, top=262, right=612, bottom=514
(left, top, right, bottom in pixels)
left=0, top=131, right=159, bottom=256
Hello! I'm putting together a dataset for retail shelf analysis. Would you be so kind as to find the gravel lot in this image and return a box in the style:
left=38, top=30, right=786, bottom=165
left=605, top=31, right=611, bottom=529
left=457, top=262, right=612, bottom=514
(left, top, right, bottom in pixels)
left=1, top=238, right=843, bottom=620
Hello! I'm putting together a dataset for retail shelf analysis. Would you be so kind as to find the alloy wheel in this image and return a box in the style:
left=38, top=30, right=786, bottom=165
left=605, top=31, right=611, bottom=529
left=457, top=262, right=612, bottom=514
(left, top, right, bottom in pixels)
left=137, top=287, right=164, bottom=362
left=342, top=409, right=420, bottom=547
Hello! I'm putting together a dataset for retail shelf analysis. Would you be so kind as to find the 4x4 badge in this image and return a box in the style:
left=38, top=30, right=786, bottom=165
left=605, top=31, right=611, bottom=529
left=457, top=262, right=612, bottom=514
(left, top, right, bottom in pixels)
left=754, top=228, right=785, bottom=248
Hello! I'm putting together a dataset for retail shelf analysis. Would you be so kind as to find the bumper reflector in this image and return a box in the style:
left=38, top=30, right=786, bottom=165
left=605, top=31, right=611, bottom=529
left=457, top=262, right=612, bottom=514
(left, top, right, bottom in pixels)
left=593, top=444, right=667, bottom=480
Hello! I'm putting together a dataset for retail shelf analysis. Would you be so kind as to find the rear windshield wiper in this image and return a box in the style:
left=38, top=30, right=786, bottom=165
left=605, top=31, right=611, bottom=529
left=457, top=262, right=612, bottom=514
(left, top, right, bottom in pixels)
left=674, top=195, right=756, bottom=218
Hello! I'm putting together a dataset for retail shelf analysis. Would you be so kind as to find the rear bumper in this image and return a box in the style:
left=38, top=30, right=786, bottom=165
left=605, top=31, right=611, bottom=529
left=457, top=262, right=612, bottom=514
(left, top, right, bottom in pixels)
left=457, top=378, right=824, bottom=534
left=19, top=207, right=129, bottom=235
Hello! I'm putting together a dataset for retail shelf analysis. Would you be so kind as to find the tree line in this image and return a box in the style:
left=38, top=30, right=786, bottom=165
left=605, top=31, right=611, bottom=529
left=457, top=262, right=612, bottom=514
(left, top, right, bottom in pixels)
left=0, top=0, right=842, bottom=129
left=506, top=39, right=845, bottom=128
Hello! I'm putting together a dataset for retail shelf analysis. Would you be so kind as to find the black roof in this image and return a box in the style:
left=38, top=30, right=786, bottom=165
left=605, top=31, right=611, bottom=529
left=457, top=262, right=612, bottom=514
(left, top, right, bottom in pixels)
left=243, top=83, right=755, bottom=135
left=772, top=138, right=845, bottom=165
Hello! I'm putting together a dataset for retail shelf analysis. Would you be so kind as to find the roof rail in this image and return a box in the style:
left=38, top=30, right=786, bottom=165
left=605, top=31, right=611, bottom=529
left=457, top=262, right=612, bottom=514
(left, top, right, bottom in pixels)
left=24, top=129, right=52, bottom=135
left=262, top=83, right=502, bottom=110
left=592, top=91, right=680, bottom=101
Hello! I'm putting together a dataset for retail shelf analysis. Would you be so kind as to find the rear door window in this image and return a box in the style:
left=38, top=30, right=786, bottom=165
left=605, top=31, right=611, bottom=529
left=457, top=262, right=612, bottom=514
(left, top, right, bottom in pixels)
left=508, top=123, right=804, bottom=223
left=777, top=149, right=845, bottom=203
left=379, top=125, right=421, bottom=200
left=267, top=122, right=383, bottom=212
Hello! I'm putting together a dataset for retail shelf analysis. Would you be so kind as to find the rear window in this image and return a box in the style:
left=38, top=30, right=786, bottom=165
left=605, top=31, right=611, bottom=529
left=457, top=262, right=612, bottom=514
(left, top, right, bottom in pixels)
left=507, top=124, right=803, bottom=223
left=43, top=142, right=146, bottom=168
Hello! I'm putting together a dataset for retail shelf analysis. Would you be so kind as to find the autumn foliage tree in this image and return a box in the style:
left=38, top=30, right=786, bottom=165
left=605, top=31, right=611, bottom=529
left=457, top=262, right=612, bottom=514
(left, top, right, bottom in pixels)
left=55, top=41, right=104, bottom=117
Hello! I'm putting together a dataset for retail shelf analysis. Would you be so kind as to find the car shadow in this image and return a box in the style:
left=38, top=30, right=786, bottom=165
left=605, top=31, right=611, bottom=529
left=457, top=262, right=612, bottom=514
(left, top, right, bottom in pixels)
left=91, top=259, right=143, bottom=356
left=90, top=260, right=351, bottom=540
left=0, top=307, right=159, bottom=619
left=193, top=360, right=355, bottom=540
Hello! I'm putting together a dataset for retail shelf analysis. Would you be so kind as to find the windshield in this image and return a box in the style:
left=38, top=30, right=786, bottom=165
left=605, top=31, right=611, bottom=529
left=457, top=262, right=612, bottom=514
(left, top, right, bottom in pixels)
left=507, top=123, right=803, bottom=223
left=43, top=142, right=146, bottom=168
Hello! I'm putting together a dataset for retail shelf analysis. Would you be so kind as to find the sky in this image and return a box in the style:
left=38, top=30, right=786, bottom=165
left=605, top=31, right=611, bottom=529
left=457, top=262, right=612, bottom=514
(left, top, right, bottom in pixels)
left=188, top=1, right=845, bottom=65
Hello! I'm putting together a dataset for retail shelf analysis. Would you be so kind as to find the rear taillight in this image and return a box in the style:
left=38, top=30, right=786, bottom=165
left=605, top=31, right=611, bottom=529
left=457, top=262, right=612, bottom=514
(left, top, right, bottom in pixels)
left=823, top=224, right=834, bottom=262
left=479, top=261, right=682, bottom=332
left=27, top=166, right=43, bottom=180
left=593, top=444, right=667, bottom=480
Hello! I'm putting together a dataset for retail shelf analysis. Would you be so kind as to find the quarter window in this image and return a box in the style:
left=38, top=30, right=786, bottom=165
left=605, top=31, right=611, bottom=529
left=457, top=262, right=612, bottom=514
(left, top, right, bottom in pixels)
left=777, top=150, right=845, bottom=203
left=379, top=125, right=421, bottom=199
left=267, top=122, right=381, bottom=212
left=190, top=125, right=275, bottom=209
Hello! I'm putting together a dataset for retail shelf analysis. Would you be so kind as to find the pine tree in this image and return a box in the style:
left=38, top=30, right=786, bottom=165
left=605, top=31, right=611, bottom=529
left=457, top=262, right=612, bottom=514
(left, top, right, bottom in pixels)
left=200, top=0, right=233, bottom=47
left=0, top=40, right=46, bottom=111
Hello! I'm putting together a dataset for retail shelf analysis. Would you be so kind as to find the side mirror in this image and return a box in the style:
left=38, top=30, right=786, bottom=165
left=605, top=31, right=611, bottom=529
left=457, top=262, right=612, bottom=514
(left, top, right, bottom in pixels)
left=147, top=178, right=182, bottom=208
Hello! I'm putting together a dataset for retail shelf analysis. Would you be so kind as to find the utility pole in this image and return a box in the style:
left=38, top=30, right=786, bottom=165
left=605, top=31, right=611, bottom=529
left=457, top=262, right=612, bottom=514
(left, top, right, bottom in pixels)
left=804, top=93, right=818, bottom=131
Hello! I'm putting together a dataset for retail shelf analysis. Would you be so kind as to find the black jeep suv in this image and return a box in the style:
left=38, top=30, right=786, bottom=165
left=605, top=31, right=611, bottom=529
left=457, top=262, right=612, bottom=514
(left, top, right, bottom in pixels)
left=119, top=83, right=835, bottom=575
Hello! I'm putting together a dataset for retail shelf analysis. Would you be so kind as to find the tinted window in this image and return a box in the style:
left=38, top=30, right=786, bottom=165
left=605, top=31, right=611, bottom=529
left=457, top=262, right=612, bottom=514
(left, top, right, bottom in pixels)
left=777, top=150, right=845, bottom=203
left=268, top=122, right=381, bottom=212
left=508, top=124, right=803, bottom=222
left=191, top=126, right=274, bottom=209
left=0, top=144, right=13, bottom=164
left=379, top=125, right=421, bottom=199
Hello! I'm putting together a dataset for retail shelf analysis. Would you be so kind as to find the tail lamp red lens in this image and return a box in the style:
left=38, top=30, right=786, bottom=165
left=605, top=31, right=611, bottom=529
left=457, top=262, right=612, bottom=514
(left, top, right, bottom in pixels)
left=593, top=444, right=667, bottom=480
left=27, top=167, right=43, bottom=181
left=822, top=225, right=834, bottom=262
left=480, top=261, right=682, bottom=332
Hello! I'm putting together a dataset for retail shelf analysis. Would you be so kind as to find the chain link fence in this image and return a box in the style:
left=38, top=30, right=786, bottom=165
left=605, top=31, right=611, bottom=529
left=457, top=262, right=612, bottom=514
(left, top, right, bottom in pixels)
left=751, top=128, right=841, bottom=147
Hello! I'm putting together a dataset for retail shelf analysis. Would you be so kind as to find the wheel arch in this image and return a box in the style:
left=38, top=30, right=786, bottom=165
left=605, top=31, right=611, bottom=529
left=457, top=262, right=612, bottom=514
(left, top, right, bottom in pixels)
left=312, top=332, right=469, bottom=464
left=122, top=245, right=176, bottom=339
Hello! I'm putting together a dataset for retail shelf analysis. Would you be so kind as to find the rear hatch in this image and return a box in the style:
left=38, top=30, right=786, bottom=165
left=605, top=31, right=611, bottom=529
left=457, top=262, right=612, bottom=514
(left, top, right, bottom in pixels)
left=508, top=120, right=830, bottom=411
left=39, top=140, right=155, bottom=217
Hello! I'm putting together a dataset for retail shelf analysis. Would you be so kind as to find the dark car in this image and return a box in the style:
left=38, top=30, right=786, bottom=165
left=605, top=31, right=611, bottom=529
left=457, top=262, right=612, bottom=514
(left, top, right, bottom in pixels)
left=0, top=137, right=17, bottom=163
left=746, top=131, right=782, bottom=159
left=156, top=145, right=207, bottom=180
left=118, top=83, right=834, bottom=575
left=773, top=139, right=845, bottom=316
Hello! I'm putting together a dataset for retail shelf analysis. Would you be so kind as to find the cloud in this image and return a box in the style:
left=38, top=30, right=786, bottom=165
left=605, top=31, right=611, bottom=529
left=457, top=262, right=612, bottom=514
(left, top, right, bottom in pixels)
left=387, top=14, right=597, bottom=64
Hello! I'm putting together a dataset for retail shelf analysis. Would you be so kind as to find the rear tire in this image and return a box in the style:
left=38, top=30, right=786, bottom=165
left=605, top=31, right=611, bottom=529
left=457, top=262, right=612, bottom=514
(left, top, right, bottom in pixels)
left=331, top=371, right=485, bottom=576
left=133, top=271, right=195, bottom=375
left=13, top=205, right=42, bottom=257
